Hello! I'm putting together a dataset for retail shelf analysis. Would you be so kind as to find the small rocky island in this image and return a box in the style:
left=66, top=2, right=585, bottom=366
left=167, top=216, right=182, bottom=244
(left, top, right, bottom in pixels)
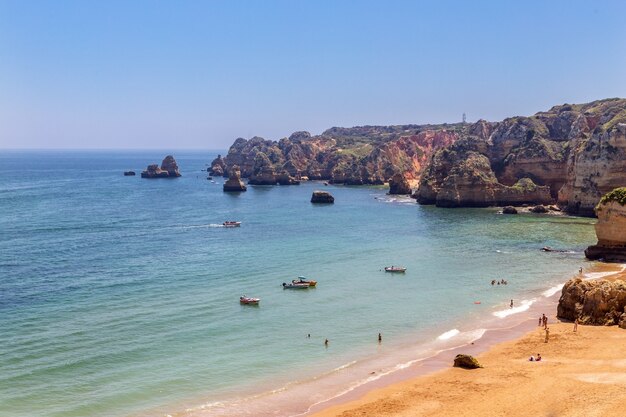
left=311, top=190, right=334, bottom=204
left=585, top=188, right=626, bottom=261
left=141, top=155, right=181, bottom=178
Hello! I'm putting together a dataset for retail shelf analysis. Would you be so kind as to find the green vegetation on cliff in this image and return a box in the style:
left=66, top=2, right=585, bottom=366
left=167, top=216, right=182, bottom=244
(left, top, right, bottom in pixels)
left=597, top=187, right=626, bottom=209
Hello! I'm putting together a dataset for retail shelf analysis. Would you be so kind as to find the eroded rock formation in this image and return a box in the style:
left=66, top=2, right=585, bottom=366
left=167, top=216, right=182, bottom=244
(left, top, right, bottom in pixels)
left=557, top=278, right=626, bottom=328
left=223, top=165, right=247, bottom=192
left=585, top=188, right=626, bottom=261
left=415, top=99, right=626, bottom=213
left=218, top=98, right=626, bottom=212
left=141, top=155, right=181, bottom=178
left=218, top=127, right=460, bottom=187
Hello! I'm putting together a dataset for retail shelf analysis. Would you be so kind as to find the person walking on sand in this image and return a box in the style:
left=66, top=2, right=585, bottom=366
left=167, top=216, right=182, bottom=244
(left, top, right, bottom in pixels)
left=510, top=299, right=514, bottom=308
left=538, top=316, right=542, bottom=326
left=574, top=318, right=579, bottom=332
left=544, top=327, right=550, bottom=343
left=542, top=314, right=548, bottom=329
left=579, top=267, right=583, bottom=274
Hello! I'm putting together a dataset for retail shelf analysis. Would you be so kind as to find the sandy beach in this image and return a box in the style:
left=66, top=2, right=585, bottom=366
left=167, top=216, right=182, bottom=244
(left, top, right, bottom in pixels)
left=310, top=319, right=626, bottom=417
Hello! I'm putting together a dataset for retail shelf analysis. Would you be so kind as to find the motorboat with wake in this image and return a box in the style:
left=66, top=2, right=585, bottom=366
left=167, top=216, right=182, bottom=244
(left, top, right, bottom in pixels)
left=223, top=221, right=241, bottom=227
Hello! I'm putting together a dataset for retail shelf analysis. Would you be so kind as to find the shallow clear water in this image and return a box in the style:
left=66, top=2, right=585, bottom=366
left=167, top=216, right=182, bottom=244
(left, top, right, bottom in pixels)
left=0, top=150, right=597, bottom=417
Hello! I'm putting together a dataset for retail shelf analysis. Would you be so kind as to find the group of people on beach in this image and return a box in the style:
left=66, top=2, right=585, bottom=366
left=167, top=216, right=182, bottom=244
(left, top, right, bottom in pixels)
left=491, top=279, right=508, bottom=285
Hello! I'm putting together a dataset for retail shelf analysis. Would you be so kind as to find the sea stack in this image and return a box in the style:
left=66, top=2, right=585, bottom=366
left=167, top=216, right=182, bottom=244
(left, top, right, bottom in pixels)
left=223, top=165, right=247, bottom=192
left=141, top=155, right=181, bottom=178
left=585, top=188, right=626, bottom=261
left=311, top=190, right=334, bottom=204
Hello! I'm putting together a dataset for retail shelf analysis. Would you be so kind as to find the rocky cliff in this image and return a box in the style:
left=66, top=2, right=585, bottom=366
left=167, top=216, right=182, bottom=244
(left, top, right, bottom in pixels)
left=557, top=278, right=626, bottom=328
left=212, top=126, right=461, bottom=188
left=216, top=98, right=626, bottom=211
left=585, top=188, right=626, bottom=261
left=415, top=98, right=626, bottom=213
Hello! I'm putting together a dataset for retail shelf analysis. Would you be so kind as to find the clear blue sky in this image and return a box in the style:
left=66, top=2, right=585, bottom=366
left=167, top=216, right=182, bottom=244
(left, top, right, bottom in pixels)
left=1, top=0, right=625, bottom=149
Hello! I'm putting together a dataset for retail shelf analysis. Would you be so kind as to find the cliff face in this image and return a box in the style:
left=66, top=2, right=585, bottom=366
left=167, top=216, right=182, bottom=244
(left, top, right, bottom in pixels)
left=213, top=126, right=461, bottom=188
left=585, top=188, right=626, bottom=261
left=216, top=98, right=626, bottom=210
left=415, top=98, right=626, bottom=212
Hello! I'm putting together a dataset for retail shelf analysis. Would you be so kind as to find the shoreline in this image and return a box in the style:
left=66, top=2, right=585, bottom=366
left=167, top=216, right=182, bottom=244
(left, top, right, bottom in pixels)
left=306, top=264, right=626, bottom=417
left=169, top=263, right=625, bottom=417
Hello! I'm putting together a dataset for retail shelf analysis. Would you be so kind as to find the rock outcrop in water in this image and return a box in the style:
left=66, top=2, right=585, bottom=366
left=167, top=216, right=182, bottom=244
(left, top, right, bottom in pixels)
left=141, top=155, right=181, bottom=178
left=415, top=98, right=626, bottom=214
left=223, top=165, right=247, bottom=192
left=209, top=154, right=226, bottom=177
left=557, top=278, right=626, bottom=328
left=311, top=191, right=334, bottom=204
left=585, top=188, right=626, bottom=261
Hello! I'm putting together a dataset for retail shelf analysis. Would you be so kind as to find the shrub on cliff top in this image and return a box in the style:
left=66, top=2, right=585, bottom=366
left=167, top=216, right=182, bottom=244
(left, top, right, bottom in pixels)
left=597, top=187, right=626, bottom=210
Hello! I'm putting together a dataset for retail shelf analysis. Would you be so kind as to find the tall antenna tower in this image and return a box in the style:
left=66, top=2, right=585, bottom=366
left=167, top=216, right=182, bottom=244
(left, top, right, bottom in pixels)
left=462, top=112, right=467, bottom=124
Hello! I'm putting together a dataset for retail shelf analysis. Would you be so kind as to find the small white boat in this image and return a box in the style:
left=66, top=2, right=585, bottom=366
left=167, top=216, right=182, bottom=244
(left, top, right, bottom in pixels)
left=282, top=282, right=310, bottom=289
left=223, top=221, right=241, bottom=227
left=384, top=266, right=406, bottom=273
left=240, top=295, right=260, bottom=305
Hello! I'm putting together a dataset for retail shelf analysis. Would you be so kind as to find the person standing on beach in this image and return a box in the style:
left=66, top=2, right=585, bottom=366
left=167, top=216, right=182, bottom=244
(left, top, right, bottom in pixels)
left=542, top=314, right=548, bottom=329
left=510, top=299, right=514, bottom=308
left=544, top=327, right=550, bottom=343
left=378, top=333, right=382, bottom=343
left=324, top=338, right=329, bottom=347
left=579, top=267, right=583, bottom=274
left=574, top=318, right=579, bottom=332
left=538, top=316, right=542, bottom=326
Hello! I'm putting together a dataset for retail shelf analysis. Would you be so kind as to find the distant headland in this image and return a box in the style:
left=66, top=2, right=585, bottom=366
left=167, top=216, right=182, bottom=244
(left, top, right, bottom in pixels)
left=211, top=98, right=626, bottom=216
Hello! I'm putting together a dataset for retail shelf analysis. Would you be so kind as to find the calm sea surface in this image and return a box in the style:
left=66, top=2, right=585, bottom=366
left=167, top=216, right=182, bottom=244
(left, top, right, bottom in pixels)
left=0, top=150, right=597, bottom=417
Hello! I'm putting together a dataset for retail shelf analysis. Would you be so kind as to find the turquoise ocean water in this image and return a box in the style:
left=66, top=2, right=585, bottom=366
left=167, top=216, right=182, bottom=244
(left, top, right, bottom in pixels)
left=0, top=150, right=598, bottom=417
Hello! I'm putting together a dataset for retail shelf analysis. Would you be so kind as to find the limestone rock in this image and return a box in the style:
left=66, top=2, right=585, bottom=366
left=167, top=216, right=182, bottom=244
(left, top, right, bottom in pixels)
left=276, top=171, right=300, bottom=185
left=311, top=191, right=334, bottom=204
left=531, top=205, right=548, bottom=213
left=502, top=206, right=518, bottom=214
left=585, top=188, right=626, bottom=261
left=123, top=171, right=136, bottom=176
left=141, top=155, right=181, bottom=178
left=219, top=127, right=458, bottom=187
left=388, top=173, right=412, bottom=195
left=248, top=152, right=278, bottom=185
left=557, top=278, right=626, bottom=326
left=209, top=154, right=227, bottom=177
left=223, top=165, right=247, bottom=192
left=160, top=155, right=181, bottom=177
left=453, top=354, right=483, bottom=369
